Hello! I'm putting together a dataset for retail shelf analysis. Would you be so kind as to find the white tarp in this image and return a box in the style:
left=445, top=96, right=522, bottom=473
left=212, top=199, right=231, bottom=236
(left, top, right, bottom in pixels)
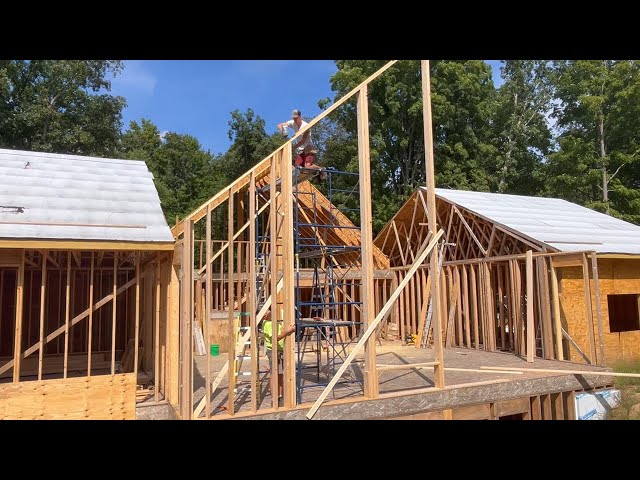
left=574, top=389, right=620, bottom=420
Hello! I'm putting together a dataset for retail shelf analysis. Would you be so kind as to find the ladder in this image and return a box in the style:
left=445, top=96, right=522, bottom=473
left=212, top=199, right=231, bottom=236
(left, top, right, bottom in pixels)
left=419, top=241, right=448, bottom=347
left=255, top=254, right=268, bottom=310
left=231, top=315, right=261, bottom=396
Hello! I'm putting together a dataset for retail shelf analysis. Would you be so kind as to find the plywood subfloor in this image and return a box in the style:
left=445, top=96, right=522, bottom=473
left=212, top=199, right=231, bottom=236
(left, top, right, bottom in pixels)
left=192, top=341, right=610, bottom=418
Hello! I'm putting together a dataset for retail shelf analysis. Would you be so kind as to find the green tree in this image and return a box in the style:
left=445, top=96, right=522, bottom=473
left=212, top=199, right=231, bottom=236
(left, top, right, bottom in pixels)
left=547, top=60, right=640, bottom=223
left=219, top=108, right=284, bottom=182
left=121, top=119, right=227, bottom=225
left=0, top=60, right=125, bottom=156
left=320, top=60, right=496, bottom=233
left=491, top=60, right=553, bottom=194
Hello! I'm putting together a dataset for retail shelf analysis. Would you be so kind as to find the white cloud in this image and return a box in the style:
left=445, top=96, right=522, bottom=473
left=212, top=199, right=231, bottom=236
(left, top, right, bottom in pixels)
left=112, top=60, right=157, bottom=96
left=159, top=130, right=169, bottom=141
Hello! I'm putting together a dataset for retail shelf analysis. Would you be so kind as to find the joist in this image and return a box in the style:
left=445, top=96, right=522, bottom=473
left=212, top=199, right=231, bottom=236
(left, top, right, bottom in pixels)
left=479, top=366, right=640, bottom=379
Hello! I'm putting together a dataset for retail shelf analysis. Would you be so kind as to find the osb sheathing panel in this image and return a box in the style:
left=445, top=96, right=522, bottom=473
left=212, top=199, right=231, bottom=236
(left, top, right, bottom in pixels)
left=560, top=259, right=640, bottom=364
left=0, top=373, right=136, bottom=419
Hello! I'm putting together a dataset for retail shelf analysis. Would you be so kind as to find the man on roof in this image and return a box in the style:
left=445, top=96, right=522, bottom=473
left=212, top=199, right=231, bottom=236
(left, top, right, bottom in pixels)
left=277, top=109, right=324, bottom=178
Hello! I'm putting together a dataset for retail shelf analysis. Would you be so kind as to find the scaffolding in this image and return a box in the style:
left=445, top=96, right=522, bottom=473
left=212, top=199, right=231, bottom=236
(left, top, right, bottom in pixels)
left=293, top=167, right=363, bottom=403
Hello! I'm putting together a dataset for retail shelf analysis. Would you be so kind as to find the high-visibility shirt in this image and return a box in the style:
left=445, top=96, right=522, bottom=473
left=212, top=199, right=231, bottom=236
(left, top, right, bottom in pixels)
left=263, top=320, right=284, bottom=352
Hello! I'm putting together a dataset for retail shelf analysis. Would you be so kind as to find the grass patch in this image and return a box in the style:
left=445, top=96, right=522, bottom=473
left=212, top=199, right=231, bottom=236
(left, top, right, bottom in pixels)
left=607, top=361, right=640, bottom=420
left=612, top=360, right=640, bottom=391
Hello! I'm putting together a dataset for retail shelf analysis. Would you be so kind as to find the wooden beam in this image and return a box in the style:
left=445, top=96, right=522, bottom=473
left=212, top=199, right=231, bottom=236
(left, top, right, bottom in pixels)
left=87, top=252, right=94, bottom=376
left=227, top=189, right=236, bottom=414
left=485, top=226, right=496, bottom=257
left=281, top=144, right=296, bottom=407
left=470, top=264, right=479, bottom=349
left=581, top=253, right=597, bottom=364
left=443, top=249, right=598, bottom=267
left=590, top=252, right=606, bottom=366
left=306, top=230, right=444, bottom=419
left=455, top=267, right=463, bottom=347
left=37, top=250, right=48, bottom=380
left=63, top=253, right=71, bottom=378
left=537, top=257, right=554, bottom=359
left=269, top=155, right=278, bottom=409
left=357, top=85, right=378, bottom=398
left=0, top=240, right=173, bottom=251
left=462, top=266, right=471, bottom=348
left=497, top=264, right=505, bottom=350
left=504, top=261, right=513, bottom=351
left=484, top=263, right=495, bottom=350
left=479, top=365, right=640, bottom=379
left=154, top=260, right=161, bottom=403
left=249, top=172, right=258, bottom=412
left=562, top=327, right=591, bottom=364
left=549, top=262, right=563, bottom=361
left=526, top=251, right=534, bottom=362
left=13, top=250, right=25, bottom=383
left=377, top=362, right=438, bottom=371
left=391, top=221, right=406, bottom=266
left=205, top=206, right=212, bottom=416
left=445, top=270, right=459, bottom=347
left=134, top=253, right=141, bottom=381
left=180, top=219, right=194, bottom=420
left=414, top=276, right=432, bottom=347
left=421, top=60, right=444, bottom=389
left=453, top=206, right=487, bottom=256
left=111, top=253, right=117, bottom=374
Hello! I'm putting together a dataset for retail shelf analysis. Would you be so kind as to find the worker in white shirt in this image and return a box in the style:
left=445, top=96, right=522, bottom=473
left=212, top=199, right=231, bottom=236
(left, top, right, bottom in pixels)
left=278, top=109, right=324, bottom=178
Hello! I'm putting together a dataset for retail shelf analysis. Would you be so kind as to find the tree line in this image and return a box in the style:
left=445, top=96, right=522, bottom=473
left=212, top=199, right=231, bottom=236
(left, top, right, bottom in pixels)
left=2, top=60, right=639, bottom=235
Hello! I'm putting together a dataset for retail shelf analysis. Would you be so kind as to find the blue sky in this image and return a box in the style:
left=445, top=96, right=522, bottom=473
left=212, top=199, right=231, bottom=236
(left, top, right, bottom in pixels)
left=109, top=60, right=504, bottom=155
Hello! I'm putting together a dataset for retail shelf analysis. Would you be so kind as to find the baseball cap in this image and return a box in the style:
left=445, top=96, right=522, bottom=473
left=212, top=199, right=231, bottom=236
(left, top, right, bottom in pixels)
left=291, top=109, right=301, bottom=118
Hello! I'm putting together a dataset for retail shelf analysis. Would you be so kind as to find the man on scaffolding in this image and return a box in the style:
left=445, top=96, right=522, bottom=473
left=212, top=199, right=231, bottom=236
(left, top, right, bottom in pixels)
left=277, top=109, right=326, bottom=180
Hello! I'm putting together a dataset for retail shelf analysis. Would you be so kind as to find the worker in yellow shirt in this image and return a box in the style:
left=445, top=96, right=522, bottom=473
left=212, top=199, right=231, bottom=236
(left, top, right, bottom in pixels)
left=262, top=311, right=296, bottom=403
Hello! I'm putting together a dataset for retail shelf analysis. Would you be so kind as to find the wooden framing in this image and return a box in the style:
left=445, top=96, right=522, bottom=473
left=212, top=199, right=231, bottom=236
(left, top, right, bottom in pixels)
left=163, top=58, right=616, bottom=420
left=581, top=253, right=597, bottom=364
left=269, top=155, right=278, bottom=409
left=280, top=144, right=296, bottom=407
left=307, top=230, right=444, bottom=419
left=13, top=251, right=25, bottom=383
left=248, top=172, right=258, bottom=412
left=421, top=60, right=444, bottom=389
left=38, top=249, right=48, bottom=380
left=357, top=85, right=378, bottom=398
left=590, top=252, right=606, bottom=366
left=227, top=188, right=236, bottom=414
left=526, top=251, right=534, bottom=363
left=549, top=262, right=563, bottom=361
left=0, top=248, right=168, bottom=419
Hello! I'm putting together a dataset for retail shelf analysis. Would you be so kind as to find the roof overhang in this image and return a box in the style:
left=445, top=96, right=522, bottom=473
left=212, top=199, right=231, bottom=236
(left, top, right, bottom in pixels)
left=0, top=239, right=174, bottom=251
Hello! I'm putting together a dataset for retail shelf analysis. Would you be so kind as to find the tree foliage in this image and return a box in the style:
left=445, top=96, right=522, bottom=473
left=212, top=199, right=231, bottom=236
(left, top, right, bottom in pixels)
left=546, top=60, right=640, bottom=223
left=0, top=60, right=125, bottom=156
left=3, top=59, right=640, bottom=231
left=320, top=60, right=496, bottom=232
left=121, top=119, right=226, bottom=225
left=491, top=60, right=553, bottom=194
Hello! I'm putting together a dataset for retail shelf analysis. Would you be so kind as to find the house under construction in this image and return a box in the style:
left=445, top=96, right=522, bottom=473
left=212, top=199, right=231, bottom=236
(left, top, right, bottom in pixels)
left=0, top=60, right=631, bottom=420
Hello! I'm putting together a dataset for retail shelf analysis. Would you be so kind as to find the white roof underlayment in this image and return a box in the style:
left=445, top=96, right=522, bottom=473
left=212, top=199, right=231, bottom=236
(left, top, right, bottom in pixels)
left=427, top=187, right=640, bottom=255
left=0, top=148, right=174, bottom=244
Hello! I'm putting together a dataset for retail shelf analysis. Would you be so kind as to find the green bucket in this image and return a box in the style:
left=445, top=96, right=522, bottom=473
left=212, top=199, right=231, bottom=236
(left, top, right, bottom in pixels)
left=210, top=344, right=220, bottom=356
